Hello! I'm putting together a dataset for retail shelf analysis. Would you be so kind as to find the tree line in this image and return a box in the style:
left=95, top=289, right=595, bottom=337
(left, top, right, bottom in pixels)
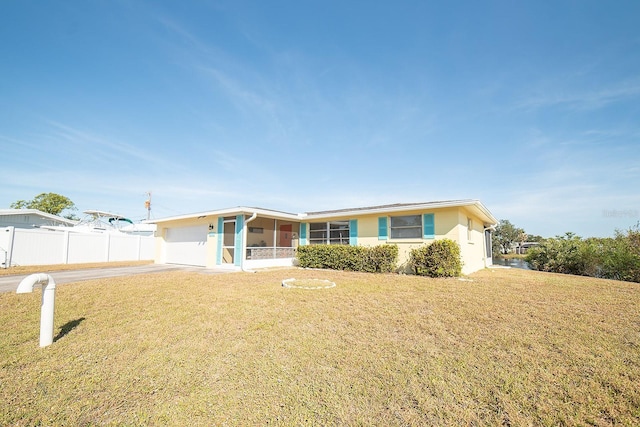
left=10, top=192, right=78, bottom=220
left=525, top=227, right=640, bottom=283
left=492, top=218, right=640, bottom=283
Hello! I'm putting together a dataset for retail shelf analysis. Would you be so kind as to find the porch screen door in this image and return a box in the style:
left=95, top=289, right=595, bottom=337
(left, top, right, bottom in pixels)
left=222, top=217, right=236, bottom=264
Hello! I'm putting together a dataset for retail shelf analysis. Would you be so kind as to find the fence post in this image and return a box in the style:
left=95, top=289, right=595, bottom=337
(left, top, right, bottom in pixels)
left=105, top=233, right=111, bottom=262
left=62, top=231, right=70, bottom=265
left=4, top=226, right=16, bottom=268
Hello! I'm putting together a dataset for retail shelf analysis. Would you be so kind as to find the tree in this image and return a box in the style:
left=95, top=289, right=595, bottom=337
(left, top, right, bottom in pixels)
left=493, top=219, right=526, bottom=254
left=11, top=192, right=78, bottom=219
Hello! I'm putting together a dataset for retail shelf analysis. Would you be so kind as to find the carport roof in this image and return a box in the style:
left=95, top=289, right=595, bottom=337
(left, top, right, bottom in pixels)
left=145, top=206, right=302, bottom=224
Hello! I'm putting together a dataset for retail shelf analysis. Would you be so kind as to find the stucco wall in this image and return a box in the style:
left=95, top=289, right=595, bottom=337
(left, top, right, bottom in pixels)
left=456, top=208, right=489, bottom=275
left=304, top=207, right=490, bottom=274
left=153, top=205, right=493, bottom=274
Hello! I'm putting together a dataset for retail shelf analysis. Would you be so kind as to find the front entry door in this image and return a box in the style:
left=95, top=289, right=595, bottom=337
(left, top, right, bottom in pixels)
left=279, top=224, right=292, bottom=247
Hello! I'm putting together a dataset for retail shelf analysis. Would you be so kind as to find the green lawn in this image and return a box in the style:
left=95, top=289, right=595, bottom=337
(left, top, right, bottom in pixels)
left=1, top=267, right=639, bottom=426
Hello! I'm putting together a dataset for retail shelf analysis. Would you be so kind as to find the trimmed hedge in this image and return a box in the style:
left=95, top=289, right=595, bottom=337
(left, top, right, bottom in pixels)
left=409, top=239, right=462, bottom=277
left=296, top=244, right=398, bottom=273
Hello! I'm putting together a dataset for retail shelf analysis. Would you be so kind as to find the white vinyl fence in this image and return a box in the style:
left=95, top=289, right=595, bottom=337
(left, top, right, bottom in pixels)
left=0, top=227, right=154, bottom=268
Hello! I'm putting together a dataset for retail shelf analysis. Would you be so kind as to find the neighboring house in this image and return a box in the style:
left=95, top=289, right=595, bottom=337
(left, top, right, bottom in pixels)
left=0, top=209, right=76, bottom=229
left=148, top=199, right=498, bottom=275
left=513, top=242, right=540, bottom=255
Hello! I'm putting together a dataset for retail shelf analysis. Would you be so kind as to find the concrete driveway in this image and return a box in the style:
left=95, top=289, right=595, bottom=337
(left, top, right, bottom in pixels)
left=0, top=264, right=231, bottom=294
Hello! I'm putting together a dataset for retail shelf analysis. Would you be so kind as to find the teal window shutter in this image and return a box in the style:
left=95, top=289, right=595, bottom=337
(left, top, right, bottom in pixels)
left=234, top=215, right=243, bottom=266
left=349, top=219, right=358, bottom=246
left=300, top=223, right=307, bottom=245
left=423, top=213, right=435, bottom=239
left=378, top=217, right=388, bottom=240
left=216, top=217, right=223, bottom=265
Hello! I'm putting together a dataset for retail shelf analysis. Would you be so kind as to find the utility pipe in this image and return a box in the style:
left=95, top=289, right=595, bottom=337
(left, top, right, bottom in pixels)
left=16, top=273, right=56, bottom=347
left=241, top=212, right=258, bottom=273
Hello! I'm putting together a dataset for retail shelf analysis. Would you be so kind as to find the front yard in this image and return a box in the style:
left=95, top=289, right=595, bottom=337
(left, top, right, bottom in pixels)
left=1, top=267, right=639, bottom=425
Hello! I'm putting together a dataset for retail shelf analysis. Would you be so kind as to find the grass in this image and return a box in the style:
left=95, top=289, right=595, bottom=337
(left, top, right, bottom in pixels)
left=1, top=267, right=639, bottom=426
left=495, top=253, right=527, bottom=260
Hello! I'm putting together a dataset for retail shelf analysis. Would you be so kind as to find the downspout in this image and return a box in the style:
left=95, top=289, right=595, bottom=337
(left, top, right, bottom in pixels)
left=241, top=212, right=258, bottom=273
left=16, top=273, right=57, bottom=347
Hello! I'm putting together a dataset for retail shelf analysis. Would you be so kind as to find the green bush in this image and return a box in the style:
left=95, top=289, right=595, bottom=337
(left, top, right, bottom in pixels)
left=296, top=244, right=398, bottom=273
left=526, top=227, right=640, bottom=283
left=591, top=230, right=640, bottom=282
left=525, top=233, right=591, bottom=276
left=409, top=239, right=462, bottom=277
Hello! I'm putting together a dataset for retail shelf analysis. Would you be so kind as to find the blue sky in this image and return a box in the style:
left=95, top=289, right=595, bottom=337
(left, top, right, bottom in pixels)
left=1, top=1, right=639, bottom=238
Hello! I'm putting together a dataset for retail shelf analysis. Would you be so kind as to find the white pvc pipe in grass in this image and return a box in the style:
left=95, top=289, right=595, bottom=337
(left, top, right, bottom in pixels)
left=16, top=273, right=56, bottom=347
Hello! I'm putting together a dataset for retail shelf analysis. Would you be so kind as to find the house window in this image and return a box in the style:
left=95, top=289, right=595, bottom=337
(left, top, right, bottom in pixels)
left=467, top=218, right=473, bottom=241
left=390, top=215, right=422, bottom=239
left=309, top=221, right=350, bottom=245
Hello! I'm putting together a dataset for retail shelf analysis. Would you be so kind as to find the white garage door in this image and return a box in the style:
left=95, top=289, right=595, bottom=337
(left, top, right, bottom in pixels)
left=165, top=225, right=208, bottom=266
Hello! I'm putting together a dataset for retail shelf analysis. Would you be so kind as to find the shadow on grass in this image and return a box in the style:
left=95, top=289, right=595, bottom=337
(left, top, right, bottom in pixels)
left=54, top=317, right=86, bottom=343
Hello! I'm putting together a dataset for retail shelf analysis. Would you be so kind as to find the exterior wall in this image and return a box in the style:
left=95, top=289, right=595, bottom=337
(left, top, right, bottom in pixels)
left=302, top=207, right=491, bottom=274
left=154, top=215, right=300, bottom=269
left=154, top=217, right=213, bottom=265
left=456, top=207, right=490, bottom=275
left=151, top=204, right=494, bottom=274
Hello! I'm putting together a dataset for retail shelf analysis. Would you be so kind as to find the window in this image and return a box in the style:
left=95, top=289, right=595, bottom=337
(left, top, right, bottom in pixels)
left=390, top=215, right=422, bottom=239
left=309, top=221, right=350, bottom=245
left=467, top=218, right=473, bottom=241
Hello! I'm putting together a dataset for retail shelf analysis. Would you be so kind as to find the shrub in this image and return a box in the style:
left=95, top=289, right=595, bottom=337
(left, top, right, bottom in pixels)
left=409, top=239, right=462, bottom=277
left=362, top=244, right=399, bottom=273
left=525, top=233, right=590, bottom=276
left=526, top=227, right=640, bottom=283
left=296, top=244, right=398, bottom=273
left=596, top=228, right=640, bottom=282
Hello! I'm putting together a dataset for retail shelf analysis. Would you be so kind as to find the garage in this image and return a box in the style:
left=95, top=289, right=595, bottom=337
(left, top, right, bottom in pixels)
left=164, top=225, right=208, bottom=266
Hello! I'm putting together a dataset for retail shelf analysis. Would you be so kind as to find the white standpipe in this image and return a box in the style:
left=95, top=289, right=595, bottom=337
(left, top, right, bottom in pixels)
left=16, top=273, right=56, bottom=347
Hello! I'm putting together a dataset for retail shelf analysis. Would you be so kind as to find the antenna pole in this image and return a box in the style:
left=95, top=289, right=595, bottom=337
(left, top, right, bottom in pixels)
left=145, top=192, right=152, bottom=220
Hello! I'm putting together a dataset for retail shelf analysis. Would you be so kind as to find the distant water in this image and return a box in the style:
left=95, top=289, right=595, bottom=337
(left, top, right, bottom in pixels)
left=493, top=257, right=531, bottom=270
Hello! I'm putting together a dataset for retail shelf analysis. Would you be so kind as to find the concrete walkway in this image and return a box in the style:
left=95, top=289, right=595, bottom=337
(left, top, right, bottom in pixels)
left=0, top=264, right=232, bottom=294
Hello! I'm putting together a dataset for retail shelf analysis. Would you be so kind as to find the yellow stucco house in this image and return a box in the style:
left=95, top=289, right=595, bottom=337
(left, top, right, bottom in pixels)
left=148, top=199, right=497, bottom=275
